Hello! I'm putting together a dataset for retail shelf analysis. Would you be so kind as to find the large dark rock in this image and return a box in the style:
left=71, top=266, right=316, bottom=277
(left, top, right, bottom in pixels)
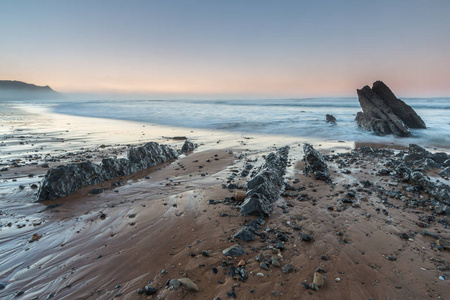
left=303, top=143, right=331, bottom=183
left=326, top=114, right=336, bottom=123
left=37, top=142, right=179, bottom=201
left=240, top=146, right=289, bottom=217
left=355, top=81, right=426, bottom=137
left=372, top=81, right=426, bottom=129
left=180, top=140, right=196, bottom=153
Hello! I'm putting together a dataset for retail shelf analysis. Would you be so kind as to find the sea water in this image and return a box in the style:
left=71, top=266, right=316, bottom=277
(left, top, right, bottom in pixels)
left=10, top=98, right=450, bottom=148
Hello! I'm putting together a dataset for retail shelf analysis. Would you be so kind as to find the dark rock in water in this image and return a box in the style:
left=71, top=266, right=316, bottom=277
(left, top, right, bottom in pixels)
left=0, top=283, right=5, bottom=289
left=180, top=140, right=196, bottom=153
left=240, top=146, right=289, bottom=217
left=223, top=245, right=245, bottom=257
left=355, top=81, right=426, bottom=137
left=37, top=142, right=179, bottom=201
left=372, top=81, right=426, bottom=129
left=303, top=143, right=331, bottom=183
left=326, top=114, right=337, bottom=123
left=233, top=228, right=255, bottom=242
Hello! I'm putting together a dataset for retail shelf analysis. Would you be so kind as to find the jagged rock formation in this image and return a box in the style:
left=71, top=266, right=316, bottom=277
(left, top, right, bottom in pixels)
left=355, top=81, right=426, bottom=137
left=326, top=114, right=336, bottom=123
left=37, top=141, right=194, bottom=201
left=240, top=146, right=289, bottom=217
left=303, top=143, right=331, bottom=183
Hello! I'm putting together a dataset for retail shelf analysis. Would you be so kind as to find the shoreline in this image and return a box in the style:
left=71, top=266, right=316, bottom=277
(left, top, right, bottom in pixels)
left=0, top=103, right=449, bottom=299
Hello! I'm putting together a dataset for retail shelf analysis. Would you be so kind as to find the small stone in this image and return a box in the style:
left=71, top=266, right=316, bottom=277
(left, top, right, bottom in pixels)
left=238, top=259, right=245, bottom=267
left=137, top=288, right=144, bottom=294
left=282, top=263, right=293, bottom=274
left=309, top=283, right=319, bottom=291
left=260, top=262, right=269, bottom=270
left=335, top=277, right=341, bottom=282
left=168, top=279, right=181, bottom=290
left=144, top=285, right=158, bottom=295
left=271, top=258, right=281, bottom=267
left=222, top=246, right=244, bottom=257
left=201, top=250, right=210, bottom=257
left=0, top=283, right=5, bottom=290
left=234, top=191, right=246, bottom=202
left=256, top=272, right=264, bottom=277
left=313, top=272, right=324, bottom=287
left=178, top=278, right=199, bottom=292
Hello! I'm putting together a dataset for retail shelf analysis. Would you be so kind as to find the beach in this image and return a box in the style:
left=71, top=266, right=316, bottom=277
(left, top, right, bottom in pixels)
left=0, top=101, right=449, bottom=300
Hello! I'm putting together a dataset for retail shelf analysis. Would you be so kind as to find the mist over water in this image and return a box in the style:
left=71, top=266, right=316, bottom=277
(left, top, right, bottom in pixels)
left=14, top=98, right=450, bottom=148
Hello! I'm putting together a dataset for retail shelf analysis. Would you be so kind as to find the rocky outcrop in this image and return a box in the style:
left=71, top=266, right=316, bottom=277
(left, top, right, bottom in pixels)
left=355, top=81, right=426, bottom=137
left=37, top=142, right=183, bottom=201
left=326, top=114, right=336, bottom=123
left=303, top=143, right=331, bottom=183
left=240, top=146, right=289, bottom=217
left=180, top=140, right=196, bottom=153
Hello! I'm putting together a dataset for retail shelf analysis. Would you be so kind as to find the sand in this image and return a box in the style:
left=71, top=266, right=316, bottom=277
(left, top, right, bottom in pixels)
left=0, top=104, right=449, bottom=299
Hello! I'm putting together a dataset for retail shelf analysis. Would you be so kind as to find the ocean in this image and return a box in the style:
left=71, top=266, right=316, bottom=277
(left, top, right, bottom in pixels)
left=6, top=97, right=450, bottom=148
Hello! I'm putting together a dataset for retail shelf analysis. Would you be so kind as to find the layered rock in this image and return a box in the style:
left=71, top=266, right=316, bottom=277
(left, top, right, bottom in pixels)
left=37, top=141, right=187, bottom=201
left=355, top=81, right=426, bottom=137
left=303, top=143, right=331, bottom=183
left=240, top=146, right=289, bottom=217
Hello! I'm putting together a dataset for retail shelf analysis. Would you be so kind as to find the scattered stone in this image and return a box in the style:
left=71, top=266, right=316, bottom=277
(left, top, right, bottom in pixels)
left=222, top=246, right=245, bottom=257
left=260, top=262, right=269, bottom=270
left=233, top=228, right=255, bottom=242
left=144, top=285, right=158, bottom=295
left=201, top=250, right=211, bottom=257
left=313, top=272, right=324, bottom=287
left=167, top=279, right=181, bottom=290
left=282, top=263, right=293, bottom=274
left=178, top=278, right=199, bottom=292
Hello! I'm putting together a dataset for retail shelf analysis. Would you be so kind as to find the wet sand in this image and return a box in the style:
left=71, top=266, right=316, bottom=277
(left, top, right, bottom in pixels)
left=1, top=103, right=449, bottom=299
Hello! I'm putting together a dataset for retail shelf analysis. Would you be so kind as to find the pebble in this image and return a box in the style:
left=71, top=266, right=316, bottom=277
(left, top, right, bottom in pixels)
left=178, top=278, right=199, bottom=292
left=313, top=272, right=324, bottom=287
left=144, top=285, right=158, bottom=295
left=260, top=262, right=269, bottom=270
left=256, top=272, right=264, bottom=277
left=335, top=277, right=341, bottom=282
left=0, top=283, right=5, bottom=290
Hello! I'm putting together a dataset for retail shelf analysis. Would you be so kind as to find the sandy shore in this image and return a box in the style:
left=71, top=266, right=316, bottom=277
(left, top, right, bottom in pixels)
left=1, top=104, right=449, bottom=299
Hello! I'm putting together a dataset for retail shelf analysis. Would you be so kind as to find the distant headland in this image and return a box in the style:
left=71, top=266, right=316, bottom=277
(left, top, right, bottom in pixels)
left=0, top=80, right=59, bottom=100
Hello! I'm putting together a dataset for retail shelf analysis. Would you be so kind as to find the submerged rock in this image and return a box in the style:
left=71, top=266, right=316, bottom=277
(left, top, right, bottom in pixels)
left=37, top=142, right=179, bottom=201
left=303, top=143, right=331, bottom=183
left=355, top=81, right=426, bottom=137
left=326, top=114, right=337, bottom=123
left=240, top=146, right=289, bottom=217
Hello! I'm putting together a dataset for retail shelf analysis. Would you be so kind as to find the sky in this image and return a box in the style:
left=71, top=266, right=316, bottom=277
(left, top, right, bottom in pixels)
left=1, top=0, right=449, bottom=99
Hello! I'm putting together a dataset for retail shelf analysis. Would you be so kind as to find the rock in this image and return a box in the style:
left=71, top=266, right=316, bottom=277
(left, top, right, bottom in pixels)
left=234, top=190, right=246, bottom=202
left=201, top=250, right=210, bottom=257
left=240, top=146, right=289, bottom=217
left=222, top=245, right=245, bottom=257
left=371, top=81, right=426, bottom=129
left=90, top=188, right=103, bottom=194
left=313, top=272, right=325, bottom=287
left=233, top=228, right=255, bottom=242
left=282, top=263, right=294, bottom=274
left=303, top=143, right=331, bottom=183
left=178, top=278, right=199, bottom=292
left=0, top=283, right=5, bottom=289
left=260, top=262, right=269, bottom=270
left=355, top=81, right=425, bottom=137
left=180, top=140, right=196, bottom=153
left=326, top=114, right=337, bottom=123
left=37, top=142, right=179, bottom=201
left=167, top=279, right=181, bottom=290
left=144, top=285, right=158, bottom=295
left=439, top=167, right=450, bottom=178
left=271, top=258, right=281, bottom=267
